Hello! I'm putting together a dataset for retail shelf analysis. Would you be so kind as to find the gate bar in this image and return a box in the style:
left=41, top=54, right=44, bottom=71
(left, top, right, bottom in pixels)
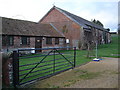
left=74, top=47, right=76, bottom=67
left=53, top=49, right=55, bottom=73
left=19, top=50, right=53, bottom=83
left=55, top=49, right=74, bottom=67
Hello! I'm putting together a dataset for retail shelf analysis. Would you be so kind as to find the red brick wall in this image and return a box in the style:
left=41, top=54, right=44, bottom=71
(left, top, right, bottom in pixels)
left=49, top=21, right=81, bottom=48
left=2, top=36, right=34, bottom=51
left=42, top=37, right=65, bottom=48
left=14, top=36, right=20, bottom=48
left=40, top=8, right=71, bottom=23
left=40, top=7, right=110, bottom=49
left=30, top=37, right=35, bottom=48
left=40, top=8, right=82, bottom=49
left=2, top=35, right=65, bottom=52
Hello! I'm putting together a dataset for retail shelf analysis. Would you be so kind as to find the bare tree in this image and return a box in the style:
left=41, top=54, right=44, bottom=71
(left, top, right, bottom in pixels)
left=84, top=31, right=94, bottom=58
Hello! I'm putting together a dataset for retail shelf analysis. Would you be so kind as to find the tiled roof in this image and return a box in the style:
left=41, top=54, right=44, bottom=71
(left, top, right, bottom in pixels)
left=55, top=6, right=106, bottom=31
left=1, top=17, right=64, bottom=37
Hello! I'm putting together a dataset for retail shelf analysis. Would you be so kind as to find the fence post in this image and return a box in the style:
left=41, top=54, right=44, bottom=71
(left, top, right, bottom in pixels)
left=12, top=51, right=19, bottom=88
left=74, top=47, right=76, bottom=68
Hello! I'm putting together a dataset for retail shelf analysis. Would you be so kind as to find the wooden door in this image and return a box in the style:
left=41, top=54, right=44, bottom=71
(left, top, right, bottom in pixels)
left=35, top=37, right=42, bottom=53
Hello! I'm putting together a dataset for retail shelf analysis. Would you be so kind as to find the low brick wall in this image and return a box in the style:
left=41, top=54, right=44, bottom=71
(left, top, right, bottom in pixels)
left=2, top=57, right=13, bottom=87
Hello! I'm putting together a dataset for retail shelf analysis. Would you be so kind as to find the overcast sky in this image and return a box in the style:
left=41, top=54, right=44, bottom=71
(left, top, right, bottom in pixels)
left=0, top=0, right=119, bottom=32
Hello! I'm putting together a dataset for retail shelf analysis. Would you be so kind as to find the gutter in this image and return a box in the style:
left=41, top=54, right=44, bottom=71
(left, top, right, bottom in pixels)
left=50, top=23, right=65, bottom=37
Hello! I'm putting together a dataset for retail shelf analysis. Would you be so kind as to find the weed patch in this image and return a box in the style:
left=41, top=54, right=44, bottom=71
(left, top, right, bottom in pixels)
left=78, top=72, right=101, bottom=79
left=74, top=70, right=88, bottom=74
left=64, top=80, right=77, bottom=87
left=50, top=85, right=60, bottom=88
left=110, top=71, right=120, bottom=74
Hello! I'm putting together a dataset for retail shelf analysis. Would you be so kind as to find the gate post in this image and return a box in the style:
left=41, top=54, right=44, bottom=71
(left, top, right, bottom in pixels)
left=74, top=47, right=76, bottom=68
left=12, top=51, right=19, bottom=88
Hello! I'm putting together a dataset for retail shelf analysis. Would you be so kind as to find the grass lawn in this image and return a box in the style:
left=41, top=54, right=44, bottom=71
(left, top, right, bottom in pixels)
left=18, top=34, right=119, bottom=86
left=19, top=49, right=93, bottom=85
left=97, top=34, right=119, bottom=58
left=19, top=50, right=75, bottom=85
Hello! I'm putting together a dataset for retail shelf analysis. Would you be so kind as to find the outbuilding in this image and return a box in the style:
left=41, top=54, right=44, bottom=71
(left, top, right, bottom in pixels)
left=1, top=17, right=65, bottom=53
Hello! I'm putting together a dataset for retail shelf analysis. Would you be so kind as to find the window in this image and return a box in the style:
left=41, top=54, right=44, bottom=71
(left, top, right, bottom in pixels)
left=2, top=36, right=6, bottom=46
left=55, top=38, right=59, bottom=44
left=2, top=35, right=14, bottom=46
left=46, top=37, right=52, bottom=44
left=21, top=36, right=30, bottom=45
left=9, top=36, right=14, bottom=45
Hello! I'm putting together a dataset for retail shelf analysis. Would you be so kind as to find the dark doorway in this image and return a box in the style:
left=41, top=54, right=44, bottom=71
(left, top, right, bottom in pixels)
left=35, top=37, right=42, bottom=53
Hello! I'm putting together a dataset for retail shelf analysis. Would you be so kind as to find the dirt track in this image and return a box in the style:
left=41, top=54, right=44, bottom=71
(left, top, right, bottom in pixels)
left=28, top=57, right=119, bottom=88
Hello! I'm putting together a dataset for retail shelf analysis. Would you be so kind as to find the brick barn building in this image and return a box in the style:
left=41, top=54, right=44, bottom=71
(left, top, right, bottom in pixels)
left=1, top=6, right=111, bottom=52
left=40, top=6, right=111, bottom=49
left=1, top=17, right=65, bottom=53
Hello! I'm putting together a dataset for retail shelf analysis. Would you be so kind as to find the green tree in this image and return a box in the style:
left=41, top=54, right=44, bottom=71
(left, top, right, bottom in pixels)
left=92, top=19, right=104, bottom=27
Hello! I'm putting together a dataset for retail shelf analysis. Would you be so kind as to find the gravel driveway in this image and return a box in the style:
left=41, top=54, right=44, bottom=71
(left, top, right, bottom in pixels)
left=28, top=57, right=119, bottom=88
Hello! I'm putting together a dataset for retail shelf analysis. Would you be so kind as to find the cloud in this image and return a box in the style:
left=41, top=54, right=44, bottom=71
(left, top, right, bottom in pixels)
left=118, top=1, right=120, bottom=24
left=94, top=11, right=117, bottom=26
left=0, top=0, right=118, bottom=31
left=0, top=0, right=55, bottom=21
left=53, top=0, right=119, bottom=2
left=75, top=2, right=118, bottom=31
